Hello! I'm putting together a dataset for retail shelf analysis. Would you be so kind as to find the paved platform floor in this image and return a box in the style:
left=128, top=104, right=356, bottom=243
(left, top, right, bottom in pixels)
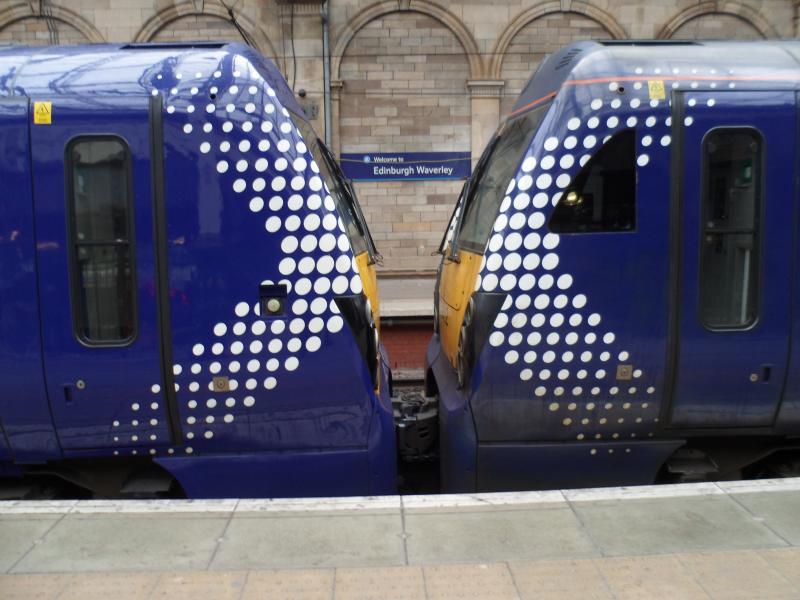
left=378, top=276, right=435, bottom=317
left=0, top=478, right=799, bottom=599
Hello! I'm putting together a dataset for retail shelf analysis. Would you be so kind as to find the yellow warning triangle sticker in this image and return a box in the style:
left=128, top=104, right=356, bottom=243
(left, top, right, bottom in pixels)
left=33, top=101, right=52, bottom=125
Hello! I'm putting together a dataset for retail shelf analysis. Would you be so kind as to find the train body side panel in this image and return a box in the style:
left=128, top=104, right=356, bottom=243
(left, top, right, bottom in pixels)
left=0, top=98, right=61, bottom=462
left=467, top=91, right=672, bottom=445
left=144, top=49, right=396, bottom=494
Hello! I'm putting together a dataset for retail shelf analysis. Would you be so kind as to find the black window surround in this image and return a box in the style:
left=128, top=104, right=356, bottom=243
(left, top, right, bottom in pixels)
left=699, top=127, right=763, bottom=330
left=548, top=128, right=637, bottom=235
left=65, top=135, right=138, bottom=346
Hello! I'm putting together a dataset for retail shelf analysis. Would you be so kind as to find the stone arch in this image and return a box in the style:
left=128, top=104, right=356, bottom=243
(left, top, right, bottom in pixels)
left=331, top=0, right=483, bottom=80
left=335, top=1, right=475, bottom=273
left=657, top=2, right=777, bottom=39
left=489, top=1, right=627, bottom=80
left=134, top=2, right=277, bottom=59
left=491, top=3, right=625, bottom=114
left=0, top=3, right=105, bottom=44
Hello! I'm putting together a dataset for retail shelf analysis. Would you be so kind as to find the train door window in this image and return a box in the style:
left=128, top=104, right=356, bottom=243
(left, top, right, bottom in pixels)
left=67, top=137, right=136, bottom=344
left=700, top=129, right=762, bottom=329
left=548, top=129, right=636, bottom=233
left=456, top=102, right=551, bottom=254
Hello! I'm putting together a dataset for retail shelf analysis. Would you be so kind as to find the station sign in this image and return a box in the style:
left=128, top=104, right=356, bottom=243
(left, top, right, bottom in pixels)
left=340, top=151, right=471, bottom=182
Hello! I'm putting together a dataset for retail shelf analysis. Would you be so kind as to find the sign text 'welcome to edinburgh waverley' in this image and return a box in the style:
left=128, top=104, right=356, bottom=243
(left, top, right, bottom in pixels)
left=340, top=152, right=471, bottom=182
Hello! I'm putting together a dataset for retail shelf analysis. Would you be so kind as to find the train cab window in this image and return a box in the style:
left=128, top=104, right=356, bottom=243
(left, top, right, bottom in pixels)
left=292, top=115, right=374, bottom=259
left=456, top=102, right=551, bottom=254
left=700, top=129, right=762, bottom=329
left=67, top=137, right=136, bottom=344
left=549, top=129, right=636, bottom=233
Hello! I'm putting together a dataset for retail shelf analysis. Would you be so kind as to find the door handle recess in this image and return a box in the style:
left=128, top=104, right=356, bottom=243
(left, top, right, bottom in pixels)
left=63, top=379, right=85, bottom=404
left=749, top=365, right=772, bottom=384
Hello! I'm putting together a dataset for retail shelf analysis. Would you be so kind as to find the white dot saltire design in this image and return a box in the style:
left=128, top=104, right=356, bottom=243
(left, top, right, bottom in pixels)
left=474, top=72, right=720, bottom=449
left=112, top=54, right=367, bottom=456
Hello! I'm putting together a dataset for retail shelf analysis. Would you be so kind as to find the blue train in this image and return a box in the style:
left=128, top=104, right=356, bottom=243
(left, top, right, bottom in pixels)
left=0, top=42, right=394, bottom=498
left=4, top=40, right=800, bottom=499
left=428, top=40, right=800, bottom=492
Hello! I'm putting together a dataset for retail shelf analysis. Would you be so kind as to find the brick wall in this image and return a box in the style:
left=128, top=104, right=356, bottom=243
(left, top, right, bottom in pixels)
left=381, top=322, right=433, bottom=371
left=0, top=17, right=89, bottom=45
left=0, top=0, right=794, bottom=274
left=499, top=12, right=612, bottom=116
left=149, top=15, right=242, bottom=43
left=339, top=12, right=470, bottom=272
left=671, top=13, right=765, bottom=39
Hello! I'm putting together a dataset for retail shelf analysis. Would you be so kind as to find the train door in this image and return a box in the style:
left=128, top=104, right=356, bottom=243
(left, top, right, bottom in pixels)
left=669, top=90, right=795, bottom=428
left=0, top=98, right=61, bottom=461
left=31, top=96, right=178, bottom=450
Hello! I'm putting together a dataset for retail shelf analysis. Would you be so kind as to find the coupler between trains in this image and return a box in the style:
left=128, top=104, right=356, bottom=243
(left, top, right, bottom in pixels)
left=392, top=392, right=439, bottom=463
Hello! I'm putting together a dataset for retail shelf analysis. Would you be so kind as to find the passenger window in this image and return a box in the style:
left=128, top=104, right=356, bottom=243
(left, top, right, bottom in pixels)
left=67, top=137, right=136, bottom=344
left=456, top=102, right=551, bottom=254
left=700, top=129, right=761, bottom=329
left=548, top=129, right=636, bottom=233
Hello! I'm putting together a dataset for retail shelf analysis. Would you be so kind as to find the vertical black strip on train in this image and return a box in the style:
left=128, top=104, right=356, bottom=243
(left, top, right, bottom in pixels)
left=772, top=91, right=800, bottom=425
left=661, top=91, right=685, bottom=428
left=149, top=95, right=182, bottom=444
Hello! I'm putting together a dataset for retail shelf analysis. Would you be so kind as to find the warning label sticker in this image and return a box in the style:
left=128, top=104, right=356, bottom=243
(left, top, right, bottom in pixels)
left=33, top=101, right=52, bottom=125
left=647, top=80, right=666, bottom=101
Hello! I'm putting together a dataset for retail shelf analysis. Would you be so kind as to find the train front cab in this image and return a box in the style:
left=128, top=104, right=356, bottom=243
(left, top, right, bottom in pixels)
left=428, top=41, right=800, bottom=493
left=0, top=43, right=395, bottom=498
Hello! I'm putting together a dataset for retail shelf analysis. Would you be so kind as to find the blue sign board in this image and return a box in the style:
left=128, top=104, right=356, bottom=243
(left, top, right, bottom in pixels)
left=340, top=151, right=471, bottom=181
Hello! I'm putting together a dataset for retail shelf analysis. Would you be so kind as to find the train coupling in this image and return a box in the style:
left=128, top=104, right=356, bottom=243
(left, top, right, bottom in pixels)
left=392, top=392, right=438, bottom=462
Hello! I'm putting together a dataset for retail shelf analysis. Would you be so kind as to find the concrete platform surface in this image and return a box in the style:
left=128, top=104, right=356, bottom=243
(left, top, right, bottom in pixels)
left=0, top=478, right=799, bottom=598
left=378, top=276, right=435, bottom=317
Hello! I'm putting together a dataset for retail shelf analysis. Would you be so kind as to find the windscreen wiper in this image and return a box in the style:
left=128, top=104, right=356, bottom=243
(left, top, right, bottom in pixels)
left=434, top=181, right=466, bottom=256
left=318, top=140, right=383, bottom=265
left=447, top=132, right=502, bottom=261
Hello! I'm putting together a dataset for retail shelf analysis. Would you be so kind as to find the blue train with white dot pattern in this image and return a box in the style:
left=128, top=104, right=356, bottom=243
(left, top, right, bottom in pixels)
left=0, top=42, right=395, bottom=498
left=429, top=40, right=800, bottom=492
left=4, top=39, right=800, bottom=498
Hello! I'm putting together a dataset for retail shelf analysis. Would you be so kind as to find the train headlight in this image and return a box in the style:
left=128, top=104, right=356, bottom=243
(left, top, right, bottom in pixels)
left=259, top=283, right=288, bottom=317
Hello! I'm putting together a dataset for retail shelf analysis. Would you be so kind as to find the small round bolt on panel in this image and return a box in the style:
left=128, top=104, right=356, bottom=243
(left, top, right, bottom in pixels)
left=749, top=373, right=759, bottom=383
left=76, top=379, right=86, bottom=390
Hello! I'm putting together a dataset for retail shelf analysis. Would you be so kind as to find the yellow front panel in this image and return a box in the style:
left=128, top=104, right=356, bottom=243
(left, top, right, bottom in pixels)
left=438, top=247, right=483, bottom=367
left=355, top=251, right=379, bottom=330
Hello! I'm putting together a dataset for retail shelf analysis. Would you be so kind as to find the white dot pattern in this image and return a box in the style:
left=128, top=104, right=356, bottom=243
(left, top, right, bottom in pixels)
left=110, top=54, right=366, bottom=456
left=469, top=73, right=713, bottom=448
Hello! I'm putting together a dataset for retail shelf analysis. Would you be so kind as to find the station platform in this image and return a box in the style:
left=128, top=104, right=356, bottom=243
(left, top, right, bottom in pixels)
left=378, top=276, right=435, bottom=318
left=0, top=478, right=799, bottom=599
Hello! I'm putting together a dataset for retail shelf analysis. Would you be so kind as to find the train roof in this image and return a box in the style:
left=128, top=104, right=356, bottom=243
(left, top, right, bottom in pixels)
left=512, top=39, right=800, bottom=115
left=0, top=42, right=304, bottom=117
